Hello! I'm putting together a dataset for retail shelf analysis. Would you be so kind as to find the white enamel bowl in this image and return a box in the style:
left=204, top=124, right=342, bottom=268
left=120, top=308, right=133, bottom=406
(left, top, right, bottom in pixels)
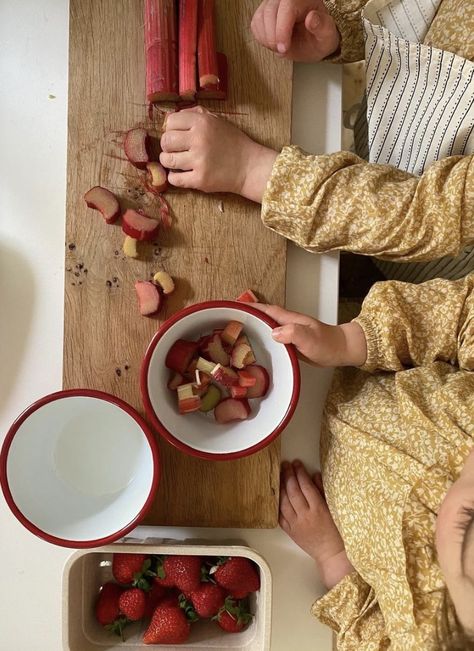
left=0, top=390, right=160, bottom=547
left=141, top=300, right=300, bottom=460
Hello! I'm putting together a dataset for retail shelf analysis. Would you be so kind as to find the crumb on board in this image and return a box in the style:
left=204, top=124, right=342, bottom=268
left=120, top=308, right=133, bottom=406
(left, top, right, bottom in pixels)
left=218, top=201, right=225, bottom=213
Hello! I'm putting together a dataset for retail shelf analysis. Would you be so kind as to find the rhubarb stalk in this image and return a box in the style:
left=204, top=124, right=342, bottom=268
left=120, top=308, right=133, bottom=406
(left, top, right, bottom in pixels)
left=197, top=0, right=219, bottom=88
left=179, top=0, right=198, bottom=100
left=145, top=0, right=179, bottom=102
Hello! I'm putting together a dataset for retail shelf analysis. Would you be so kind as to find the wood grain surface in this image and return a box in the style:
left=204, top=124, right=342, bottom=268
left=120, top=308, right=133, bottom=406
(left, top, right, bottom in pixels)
left=64, top=0, right=293, bottom=527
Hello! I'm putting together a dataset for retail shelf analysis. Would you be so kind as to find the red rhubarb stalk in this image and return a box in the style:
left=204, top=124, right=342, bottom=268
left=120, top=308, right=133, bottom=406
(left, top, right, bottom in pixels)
left=145, top=0, right=179, bottom=102
left=179, top=0, right=198, bottom=100
left=197, top=0, right=219, bottom=88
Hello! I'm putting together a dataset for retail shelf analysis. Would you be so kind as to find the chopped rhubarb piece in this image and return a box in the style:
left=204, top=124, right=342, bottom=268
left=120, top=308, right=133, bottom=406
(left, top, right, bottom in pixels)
left=145, top=0, right=179, bottom=102
left=168, top=372, right=185, bottom=390
left=122, top=209, right=160, bottom=241
left=244, top=365, right=270, bottom=399
left=211, top=364, right=239, bottom=387
left=200, top=384, right=222, bottom=412
left=230, top=385, right=247, bottom=399
left=197, top=52, right=228, bottom=100
left=146, top=162, right=168, bottom=193
left=236, top=289, right=258, bottom=303
left=135, top=281, right=162, bottom=316
left=202, top=333, right=229, bottom=366
left=193, top=371, right=211, bottom=396
left=196, top=356, right=217, bottom=375
left=84, top=186, right=120, bottom=224
left=238, top=370, right=257, bottom=388
left=214, top=398, right=251, bottom=424
left=234, top=334, right=256, bottom=364
left=179, top=0, right=199, bottom=100
left=166, top=339, right=199, bottom=375
left=124, top=128, right=150, bottom=169
left=221, top=321, right=244, bottom=346
left=231, top=342, right=255, bottom=369
left=123, top=235, right=138, bottom=258
left=197, top=0, right=218, bottom=88
left=153, top=271, right=175, bottom=295
left=177, top=383, right=201, bottom=413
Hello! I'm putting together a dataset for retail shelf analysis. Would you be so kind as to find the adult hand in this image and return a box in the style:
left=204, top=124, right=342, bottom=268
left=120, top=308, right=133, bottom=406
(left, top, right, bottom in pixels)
left=160, top=106, right=278, bottom=203
left=251, top=0, right=340, bottom=62
left=255, top=304, right=367, bottom=367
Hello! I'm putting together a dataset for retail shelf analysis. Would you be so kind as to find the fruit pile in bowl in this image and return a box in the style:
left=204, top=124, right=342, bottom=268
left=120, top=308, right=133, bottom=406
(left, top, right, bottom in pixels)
left=95, top=552, right=260, bottom=644
left=141, top=300, right=300, bottom=460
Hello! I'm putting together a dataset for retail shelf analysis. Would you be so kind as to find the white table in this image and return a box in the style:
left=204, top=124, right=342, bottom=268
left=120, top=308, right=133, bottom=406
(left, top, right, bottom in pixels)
left=0, top=2, right=341, bottom=649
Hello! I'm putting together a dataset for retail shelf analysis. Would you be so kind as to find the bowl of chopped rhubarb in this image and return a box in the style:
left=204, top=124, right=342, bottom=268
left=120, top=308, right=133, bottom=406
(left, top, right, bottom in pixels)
left=140, top=301, right=300, bottom=460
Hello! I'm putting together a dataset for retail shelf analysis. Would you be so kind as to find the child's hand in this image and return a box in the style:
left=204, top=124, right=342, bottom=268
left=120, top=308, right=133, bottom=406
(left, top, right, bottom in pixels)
left=255, top=304, right=367, bottom=367
left=251, top=0, right=340, bottom=62
left=160, top=107, right=278, bottom=203
left=280, top=460, right=354, bottom=589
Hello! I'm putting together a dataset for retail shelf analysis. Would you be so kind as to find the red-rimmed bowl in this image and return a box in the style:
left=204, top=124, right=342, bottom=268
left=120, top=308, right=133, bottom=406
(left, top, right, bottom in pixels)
left=141, top=300, right=300, bottom=460
left=0, top=390, right=160, bottom=548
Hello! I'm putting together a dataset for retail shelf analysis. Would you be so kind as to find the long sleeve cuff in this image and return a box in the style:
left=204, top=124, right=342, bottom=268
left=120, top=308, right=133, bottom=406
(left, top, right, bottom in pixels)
left=311, top=572, right=375, bottom=631
left=323, top=1, right=366, bottom=63
left=352, top=313, right=401, bottom=373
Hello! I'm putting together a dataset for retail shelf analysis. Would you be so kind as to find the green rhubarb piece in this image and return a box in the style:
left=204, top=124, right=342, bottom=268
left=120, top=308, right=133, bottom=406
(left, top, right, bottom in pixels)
left=199, top=385, right=222, bottom=413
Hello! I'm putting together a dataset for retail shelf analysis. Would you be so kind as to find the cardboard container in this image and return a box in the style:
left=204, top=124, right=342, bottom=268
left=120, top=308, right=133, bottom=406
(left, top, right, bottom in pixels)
left=62, top=541, right=271, bottom=651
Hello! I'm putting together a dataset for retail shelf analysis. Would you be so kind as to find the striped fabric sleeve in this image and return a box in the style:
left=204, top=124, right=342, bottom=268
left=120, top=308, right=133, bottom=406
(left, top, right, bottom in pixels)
left=323, top=0, right=368, bottom=63
left=353, top=275, right=474, bottom=372
left=261, top=146, right=474, bottom=262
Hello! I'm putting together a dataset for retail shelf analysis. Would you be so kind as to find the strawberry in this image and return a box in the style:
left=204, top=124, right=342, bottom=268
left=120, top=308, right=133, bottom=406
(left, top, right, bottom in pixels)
left=143, top=606, right=191, bottom=644
left=95, top=582, right=123, bottom=625
left=143, top=582, right=167, bottom=618
left=95, top=582, right=128, bottom=639
left=213, top=557, right=260, bottom=598
left=112, top=553, right=154, bottom=589
left=163, top=555, right=203, bottom=594
left=119, top=588, right=146, bottom=621
left=216, top=597, right=252, bottom=633
left=190, top=582, right=226, bottom=618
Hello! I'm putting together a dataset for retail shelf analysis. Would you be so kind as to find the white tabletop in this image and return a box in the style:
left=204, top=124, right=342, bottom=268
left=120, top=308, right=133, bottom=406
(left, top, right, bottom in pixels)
left=0, top=2, right=341, bottom=649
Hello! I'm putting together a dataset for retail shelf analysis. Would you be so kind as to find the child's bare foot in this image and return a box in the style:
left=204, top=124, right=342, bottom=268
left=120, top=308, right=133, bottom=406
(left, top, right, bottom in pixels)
left=280, top=460, right=354, bottom=588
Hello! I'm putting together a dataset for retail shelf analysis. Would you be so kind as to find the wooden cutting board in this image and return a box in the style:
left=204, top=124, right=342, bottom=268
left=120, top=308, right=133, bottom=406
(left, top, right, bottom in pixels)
left=64, top=0, right=292, bottom=528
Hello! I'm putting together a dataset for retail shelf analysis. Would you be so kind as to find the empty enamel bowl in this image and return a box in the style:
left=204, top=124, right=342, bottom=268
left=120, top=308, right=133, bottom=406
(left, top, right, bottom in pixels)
left=141, top=300, right=300, bottom=460
left=0, top=390, right=160, bottom=548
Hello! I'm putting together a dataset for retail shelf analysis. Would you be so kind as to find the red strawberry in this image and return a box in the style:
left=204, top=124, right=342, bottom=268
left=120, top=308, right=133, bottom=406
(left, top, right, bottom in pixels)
left=216, top=597, right=252, bottom=633
left=143, top=583, right=167, bottom=619
left=112, top=553, right=152, bottom=588
left=95, top=582, right=129, bottom=639
left=190, top=583, right=226, bottom=618
left=213, top=557, right=260, bottom=598
left=143, top=606, right=191, bottom=644
left=163, top=555, right=203, bottom=594
left=95, top=582, right=123, bottom=625
left=119, top=588, right=146, bottom=621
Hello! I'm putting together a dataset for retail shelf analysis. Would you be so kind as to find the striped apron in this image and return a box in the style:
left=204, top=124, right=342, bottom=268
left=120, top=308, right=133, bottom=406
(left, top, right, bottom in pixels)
left=357, top=0, right=474, bottom=282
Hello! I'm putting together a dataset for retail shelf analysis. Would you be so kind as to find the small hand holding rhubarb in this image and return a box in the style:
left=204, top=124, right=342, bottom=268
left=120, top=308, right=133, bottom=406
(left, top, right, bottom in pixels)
left=254, top=304, right=368, bottom=368
left=160, top=106, right=278, bottom=203
left=251, top=0, right=340, bottom=62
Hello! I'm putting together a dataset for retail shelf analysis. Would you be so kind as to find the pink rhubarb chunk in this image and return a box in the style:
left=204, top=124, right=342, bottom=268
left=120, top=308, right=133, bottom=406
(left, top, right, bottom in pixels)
left=84, top=186, right=120, bottom=224
left=214, top=398, right=251, bottom=424
left=122, top=209, right=160, bottom=241
left=135, top=281, right=161, bottom=316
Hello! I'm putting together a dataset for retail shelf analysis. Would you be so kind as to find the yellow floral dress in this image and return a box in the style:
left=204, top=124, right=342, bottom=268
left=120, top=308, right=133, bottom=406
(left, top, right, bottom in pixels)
left=312, top=275, right=474, bottom=649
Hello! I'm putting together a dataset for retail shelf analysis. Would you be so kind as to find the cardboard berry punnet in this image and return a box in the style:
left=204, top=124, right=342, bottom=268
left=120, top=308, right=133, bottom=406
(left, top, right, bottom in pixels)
left=62, top=542, right=272, bottom=651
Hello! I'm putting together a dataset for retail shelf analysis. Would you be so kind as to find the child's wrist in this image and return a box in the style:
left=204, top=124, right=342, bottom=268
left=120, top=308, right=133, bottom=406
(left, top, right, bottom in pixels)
left=339, top=321, right=367, bottom=367
left=318, top=550, right=354, bottom=590
left=238, top=142, right=278, bottom=203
